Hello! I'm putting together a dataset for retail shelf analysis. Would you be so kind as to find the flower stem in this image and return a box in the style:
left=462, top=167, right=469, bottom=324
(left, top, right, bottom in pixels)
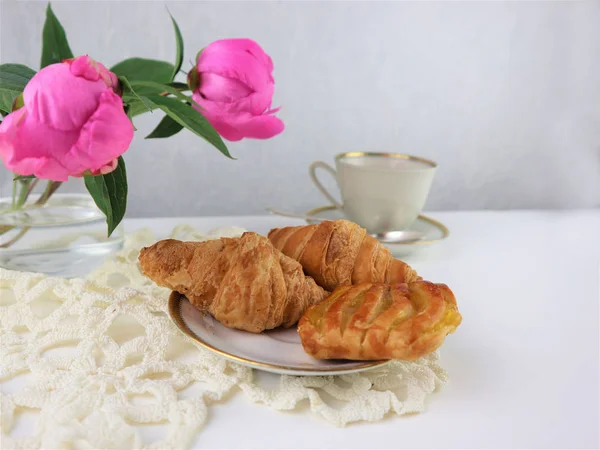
left=159, top=85, right=189, bottom=97
left=35, top=181, right=62, bottom=205
left=0, top=227, right=30, bottom=248
left=11, top=180, right=17, bottom=206
left=24, top=178, right=39, bottom=201
left=0, top=180, right=63, bottom=247
left=12, top=178, right=34, bottom=210
left=0, top=225, right=14, bottom=236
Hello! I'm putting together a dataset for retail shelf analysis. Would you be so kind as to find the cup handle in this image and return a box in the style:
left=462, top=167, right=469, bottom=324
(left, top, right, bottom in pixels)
left=309, top=161, right=343, bottom=209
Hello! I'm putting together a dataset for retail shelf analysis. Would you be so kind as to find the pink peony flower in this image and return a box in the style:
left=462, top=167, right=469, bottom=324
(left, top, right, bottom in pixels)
left=0, top=55, right=134, bottom=181
left=191, top=39, right=284, bottom=142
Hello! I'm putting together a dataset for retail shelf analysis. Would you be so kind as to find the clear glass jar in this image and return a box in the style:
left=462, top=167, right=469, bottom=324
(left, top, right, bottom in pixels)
left=0, top=193, right=124, bottom=277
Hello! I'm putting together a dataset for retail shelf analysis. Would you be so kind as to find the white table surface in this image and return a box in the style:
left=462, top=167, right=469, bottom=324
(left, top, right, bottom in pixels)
left=7, top=210, right=600, bottom=449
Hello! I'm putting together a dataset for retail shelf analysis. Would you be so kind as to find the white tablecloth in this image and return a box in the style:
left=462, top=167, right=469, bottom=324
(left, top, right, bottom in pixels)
left=3, top=210, right=599, bottom=449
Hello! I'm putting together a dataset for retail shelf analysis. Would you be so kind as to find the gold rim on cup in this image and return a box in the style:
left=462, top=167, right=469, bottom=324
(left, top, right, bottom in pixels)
left=168, top=291, right=390, bottom=374
left=334, top=151, right=437, bottom=168
left=305, top=205, right=450, bottom=245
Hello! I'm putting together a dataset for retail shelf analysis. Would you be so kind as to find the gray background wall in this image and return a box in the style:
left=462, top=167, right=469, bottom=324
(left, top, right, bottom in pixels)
left=1, top=0, right=599, bottom=217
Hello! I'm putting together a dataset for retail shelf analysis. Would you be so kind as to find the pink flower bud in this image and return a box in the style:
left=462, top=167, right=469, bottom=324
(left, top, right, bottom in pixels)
left=0, top=55, right=133, bottom=181
left=191, top=39, right=284, bottom=142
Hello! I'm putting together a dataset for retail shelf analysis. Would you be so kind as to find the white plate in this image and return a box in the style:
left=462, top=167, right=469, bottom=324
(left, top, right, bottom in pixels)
left=169, top=292, right=390, bottom=376
left=305, top=205, right=449, bottom=256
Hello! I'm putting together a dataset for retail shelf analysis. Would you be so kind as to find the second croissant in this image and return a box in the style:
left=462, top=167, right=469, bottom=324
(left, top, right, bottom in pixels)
left=268, top=219, right=420, bottom=291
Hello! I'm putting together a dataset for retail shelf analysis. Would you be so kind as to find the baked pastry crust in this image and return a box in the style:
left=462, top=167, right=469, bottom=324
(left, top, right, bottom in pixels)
left=298, top=281, right=461, bottom=361
left=268, top=220, right=420, bottom=291
left=139, top=232, right=328, bottom=333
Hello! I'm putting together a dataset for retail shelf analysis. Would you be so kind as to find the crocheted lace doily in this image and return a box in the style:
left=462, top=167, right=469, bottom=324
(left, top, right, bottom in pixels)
left=0, top=225, right=448, bottom=449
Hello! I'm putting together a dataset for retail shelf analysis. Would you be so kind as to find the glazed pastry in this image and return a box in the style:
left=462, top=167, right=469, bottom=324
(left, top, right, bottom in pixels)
left=298, top=281, right=461, bottom=361
left=268, top=220, right=420, bottom=291
left=139, top=232, right=328, bottom=333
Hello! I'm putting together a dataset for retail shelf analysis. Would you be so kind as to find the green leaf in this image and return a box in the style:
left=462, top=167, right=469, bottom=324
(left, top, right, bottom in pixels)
left=130, top=80, right=201, bottom=109
left=169, top=82, right=190, bottom=91
left=40, top=3, right=74, bottom=68
left=169, top=12, right=184, bottom=81
left=146, top=95, right=233, bottom=159
left=124, top=104, right=137, bottom=131
left=126, top=97, right=158, bottom=118
left=0, top=64, right=36, bottom=113
left=84, top=156, right=128, bottom=237
left=110, top=59, right=174, bottom=96
left=0, top=89, right=21, bottom=114
left=146, top=114, right=184, bottom=139
left=0, top=64, right=36, bottom=91
left=119, top=76, right=154, bottom=113
left=110, top=58, right=173, bottom=85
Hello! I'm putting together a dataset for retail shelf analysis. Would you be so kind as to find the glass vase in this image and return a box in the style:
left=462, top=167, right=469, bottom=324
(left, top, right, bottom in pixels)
left=0, top=192, right=124, bottom=277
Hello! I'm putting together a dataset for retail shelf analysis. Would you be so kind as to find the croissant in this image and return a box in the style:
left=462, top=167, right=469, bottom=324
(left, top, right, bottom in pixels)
left=268, top=219, right=420, bottom=291
left=298, top=281, right=461, bottom=361
left=138, top=232, right=328, bottom=333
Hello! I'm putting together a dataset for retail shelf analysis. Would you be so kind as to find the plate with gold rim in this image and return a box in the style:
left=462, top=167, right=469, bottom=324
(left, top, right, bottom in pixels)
left=168, top=292, right=390, bottom=376
left=305, top=205, right=449, bottom=256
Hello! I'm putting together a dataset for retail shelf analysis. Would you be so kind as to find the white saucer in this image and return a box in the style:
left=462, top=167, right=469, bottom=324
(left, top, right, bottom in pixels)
left=305, top=205, right=449, bottom=256
left=168, top=292, right=390, bottom=376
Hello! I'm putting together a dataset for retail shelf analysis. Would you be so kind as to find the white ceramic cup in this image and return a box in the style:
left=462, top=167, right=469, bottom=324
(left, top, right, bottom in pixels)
left=309, top=152, right=437, bottom=233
